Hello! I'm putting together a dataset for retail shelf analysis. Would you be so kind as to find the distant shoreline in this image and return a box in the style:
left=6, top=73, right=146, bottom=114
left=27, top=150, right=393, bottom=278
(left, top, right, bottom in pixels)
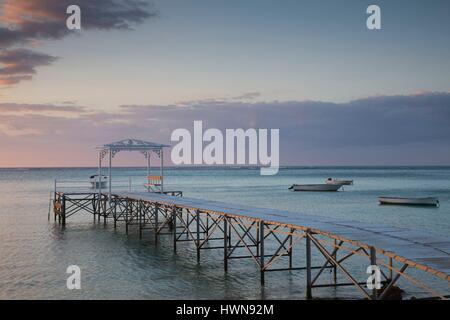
left=1, top=165, right=450, bottom=170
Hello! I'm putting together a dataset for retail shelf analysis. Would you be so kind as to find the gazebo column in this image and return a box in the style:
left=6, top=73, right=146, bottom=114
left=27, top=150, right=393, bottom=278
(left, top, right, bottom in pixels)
left=160, top=149, right=164, bottom=193
left=106, top=149, right=112, bottom=224
left=97, top=151, right=102, bottom=220
left=147, top=152, right=151, bottom=193
left=109, top=150, right=112, bottom=197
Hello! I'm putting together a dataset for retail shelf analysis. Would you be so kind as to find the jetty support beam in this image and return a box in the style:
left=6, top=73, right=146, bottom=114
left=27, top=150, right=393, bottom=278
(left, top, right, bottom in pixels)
left=306, top=230, right=312, bottom=299
left=51, top=191, right=450, bottom=300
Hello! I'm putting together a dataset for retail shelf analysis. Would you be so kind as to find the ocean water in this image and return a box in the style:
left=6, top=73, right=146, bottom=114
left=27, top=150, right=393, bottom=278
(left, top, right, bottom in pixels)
left=0, top=167, right=449, bottom=300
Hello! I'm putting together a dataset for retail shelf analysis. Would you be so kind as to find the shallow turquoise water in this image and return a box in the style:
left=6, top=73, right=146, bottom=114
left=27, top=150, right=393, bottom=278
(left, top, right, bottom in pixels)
left=0, top=167, right=449, bottom=299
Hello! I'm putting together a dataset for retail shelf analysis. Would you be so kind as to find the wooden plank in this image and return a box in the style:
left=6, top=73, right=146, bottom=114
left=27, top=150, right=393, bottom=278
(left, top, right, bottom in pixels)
left=112, top=191, right=450, bottom=279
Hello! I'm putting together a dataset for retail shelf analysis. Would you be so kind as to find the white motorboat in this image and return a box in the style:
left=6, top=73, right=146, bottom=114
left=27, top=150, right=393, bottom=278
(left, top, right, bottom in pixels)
left=326, top=178, right=353, bottom=185
left=289, top=184, right=343, bottom=192
left=378, top=196, right=439, bottom=207
left=90, top=175, right=108, bottom=189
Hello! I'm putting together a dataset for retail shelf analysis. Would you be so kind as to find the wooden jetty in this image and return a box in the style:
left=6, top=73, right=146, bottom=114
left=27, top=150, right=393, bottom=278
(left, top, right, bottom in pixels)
left=52, top=190, right=450, bottom=300
left=50, top=139, right=450, bottom=300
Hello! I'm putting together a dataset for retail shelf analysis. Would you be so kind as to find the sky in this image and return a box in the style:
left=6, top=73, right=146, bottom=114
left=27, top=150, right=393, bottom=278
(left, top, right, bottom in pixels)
left=0, top=0, right=449, bottom=167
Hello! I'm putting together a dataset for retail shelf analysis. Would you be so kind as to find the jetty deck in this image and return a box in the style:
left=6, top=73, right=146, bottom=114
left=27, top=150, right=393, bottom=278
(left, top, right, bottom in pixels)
left=53, top=190, right=450, bottom=300
left=116, top=192, right=450, bottom=278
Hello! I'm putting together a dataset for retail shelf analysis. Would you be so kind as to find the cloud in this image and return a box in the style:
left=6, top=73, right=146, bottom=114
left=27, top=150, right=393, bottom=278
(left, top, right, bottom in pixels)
left=232, top=92, right=261, bottom=100
left=118, top=92, right=450, bottom=150
left=0, top=102, right=85, bottom=113
left=0, top=26, right=24, bottom=47
left=0, top=48, right=58, bottom=85
left=0, top=0, right=155, bottom=46
left=0, top=74, right=32, bottom=86
left=0, top=123, right=43, bottom=137
left=0, top=0, right=157, bottom=86
left=1, top=92, right=450, bottom=166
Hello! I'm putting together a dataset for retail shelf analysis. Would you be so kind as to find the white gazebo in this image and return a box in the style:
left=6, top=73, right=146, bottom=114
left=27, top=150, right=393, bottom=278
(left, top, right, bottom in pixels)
left=96, top=138, right=169, bottom=196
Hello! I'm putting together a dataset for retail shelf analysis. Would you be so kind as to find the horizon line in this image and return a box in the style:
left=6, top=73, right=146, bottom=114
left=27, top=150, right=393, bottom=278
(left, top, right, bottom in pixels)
left=1, top=164, right=450, bottom=170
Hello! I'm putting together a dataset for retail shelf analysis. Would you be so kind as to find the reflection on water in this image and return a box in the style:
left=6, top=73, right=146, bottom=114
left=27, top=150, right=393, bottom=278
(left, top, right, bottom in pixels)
left=0, top=167, right=449, bottom=299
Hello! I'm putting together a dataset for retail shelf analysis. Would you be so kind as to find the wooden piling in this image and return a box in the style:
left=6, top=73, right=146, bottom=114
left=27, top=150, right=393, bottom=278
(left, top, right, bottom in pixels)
left=196, top=209, right=200, bottom=263
left=224, top=216, right=228, bottom=272
left=173, top=207, right=177, bottom=253
left=61, top=194, right=66, bottom=227
left=154, top=204, right=159, bottom=243
left=370, top=247, right=378, bottom=300
left=333, top=239, right=338, bottom=284
left=306, top=230, right=312, bottom=299
left=259, top=221, right=265, bottom=285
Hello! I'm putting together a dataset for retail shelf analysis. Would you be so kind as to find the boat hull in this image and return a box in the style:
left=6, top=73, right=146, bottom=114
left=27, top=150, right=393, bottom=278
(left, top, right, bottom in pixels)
left=326, top=179, right=353, bottom=186
left=378, top=197, right=439, bottom=207
left=89, top=175, right=108, bottom=189
left=90, top=181, right=108, bottom=189
left=289, top=184, right=342, bottom=192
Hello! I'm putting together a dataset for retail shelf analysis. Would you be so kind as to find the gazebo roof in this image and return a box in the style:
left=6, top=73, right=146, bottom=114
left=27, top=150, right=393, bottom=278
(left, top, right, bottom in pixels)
left=99, top=138, right=169, bottom=151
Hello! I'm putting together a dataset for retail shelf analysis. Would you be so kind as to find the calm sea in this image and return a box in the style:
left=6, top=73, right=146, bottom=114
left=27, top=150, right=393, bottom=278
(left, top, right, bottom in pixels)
left=0, top=167, right=449, bottom=299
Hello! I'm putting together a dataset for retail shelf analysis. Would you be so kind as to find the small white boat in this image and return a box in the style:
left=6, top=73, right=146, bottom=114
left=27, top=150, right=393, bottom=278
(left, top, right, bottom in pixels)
left=90, top=175, right=108, bottom=189
left=378, top=196, right=439, bottom=207
left=326, top=178, right=353, bottom=185
left=289, top=184, right=343, bottom=192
